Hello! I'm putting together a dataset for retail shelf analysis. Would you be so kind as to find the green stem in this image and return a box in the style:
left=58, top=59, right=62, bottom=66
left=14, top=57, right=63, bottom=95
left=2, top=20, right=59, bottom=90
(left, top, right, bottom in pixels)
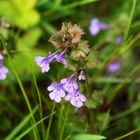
left=45, top=103, right=56, bottom=140
left=123, top=0, right=137, bottom=42
left=31, top=67, right=46, bottom=139
left=59, top=104, right=70, bottom=140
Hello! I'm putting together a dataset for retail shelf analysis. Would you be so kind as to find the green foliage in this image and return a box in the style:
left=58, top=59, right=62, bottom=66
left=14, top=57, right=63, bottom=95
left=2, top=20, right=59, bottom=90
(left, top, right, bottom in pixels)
left=0, top=0, right=40, bottom=29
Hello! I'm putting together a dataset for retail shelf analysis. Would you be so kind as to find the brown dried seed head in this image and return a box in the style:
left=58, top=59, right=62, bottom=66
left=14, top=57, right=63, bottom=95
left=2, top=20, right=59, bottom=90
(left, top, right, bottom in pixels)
left=49, top=31, right=64, bottom=48
left=68, top=24, right=84, bottom=44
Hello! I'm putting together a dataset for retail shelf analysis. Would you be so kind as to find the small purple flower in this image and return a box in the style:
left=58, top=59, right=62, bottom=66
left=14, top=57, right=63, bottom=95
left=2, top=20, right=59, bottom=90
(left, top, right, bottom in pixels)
left=107, top=62, right=120, bottom=73
left=65, top=90, right=86, bottom=108
left=61, top=74, right=79, bottom=93
left=47, top=82, right=65, bottom=103
left=35, top=50, right=66, bottom=73
left=0, top=54, right=8, bottom=80
left=116, top=36, right=123, bottom=44
left=0, top=65, right=8, bottom=80
left=89, top=19, right=108, bottom=36
left=0, top=54, right=4, bottom=60
left=78, top=71, right=85, bottom=81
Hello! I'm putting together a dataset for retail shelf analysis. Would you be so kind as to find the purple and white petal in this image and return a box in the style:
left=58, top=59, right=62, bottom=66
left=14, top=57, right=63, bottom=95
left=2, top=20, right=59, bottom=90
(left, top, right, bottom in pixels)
left=47, top=82, right=66, bottom=103
left=0, top=54, right=4, bottom=60
left=35, top=50, right=67, bottom=73
left=70, top=96, right=83, bottom=108
left=78, top=71, right=86, bottom=81
left=0, top=66, right=9, bottom=80
left=56, top=49, right=67, bottom=65
left=61, top=73, right=79, bottom=93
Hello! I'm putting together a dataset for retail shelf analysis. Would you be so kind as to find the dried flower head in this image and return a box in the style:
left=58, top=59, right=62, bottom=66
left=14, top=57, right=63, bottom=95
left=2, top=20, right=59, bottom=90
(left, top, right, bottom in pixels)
left=49, top=23, right=85, bottom=49
left=49, top=31, right=65, bottom=49
left=68, top=24, right=84, bottom=44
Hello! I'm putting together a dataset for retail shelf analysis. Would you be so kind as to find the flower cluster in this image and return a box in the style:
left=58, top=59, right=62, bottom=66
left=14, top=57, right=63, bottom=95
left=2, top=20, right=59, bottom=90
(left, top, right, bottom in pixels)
left=47, top=73, right=86, bottom=108
left=35, top=23, right=88, bottom=108
left=0, top=54, right=8, bottom=80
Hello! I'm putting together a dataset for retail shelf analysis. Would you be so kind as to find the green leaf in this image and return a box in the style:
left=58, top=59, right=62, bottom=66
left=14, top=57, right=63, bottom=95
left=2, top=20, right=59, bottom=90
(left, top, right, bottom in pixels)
left=14, top=10, right=40, bottom=29
left=71, top=40, right=89, bottom=60
left=11, top=0, right=37, bottom=12
left=86, top=50, right=97, bottom=68
left=72, top=134, right=106, bottom=140
left=85, top=91, right=103, bottom=109
left=0, top=0, right=40, bottom=29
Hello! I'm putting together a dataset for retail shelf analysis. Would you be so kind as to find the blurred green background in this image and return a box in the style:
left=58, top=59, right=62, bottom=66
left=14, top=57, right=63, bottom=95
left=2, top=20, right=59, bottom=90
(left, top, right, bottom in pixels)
left=0, top=0, right=140, bottom=140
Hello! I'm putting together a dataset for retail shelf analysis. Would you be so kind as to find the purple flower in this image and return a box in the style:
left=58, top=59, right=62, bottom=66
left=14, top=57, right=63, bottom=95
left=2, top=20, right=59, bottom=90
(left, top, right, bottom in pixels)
left=0, top=54, right=8, bottom=80
left=35, top=50, right=66, bottom=73
left=116, top=36, right=123, bottom=44
left=107, top=62, right=120, bottom=73
left=0, top=54, right=3, bottom=60
left=89, top=19, right=108, bottom=36
left=47, top=73, right=87, bottom=108
left=65, top=90, right=86, bottom=108
left=47, top=82, right=65, bottom=103
left=78, top=71, right=85, bottom=81
left=61, top=74, right=79, bottom=93
left=0, top=59, right=8, bottom=80
left=56, top=49, right=67, bottom=65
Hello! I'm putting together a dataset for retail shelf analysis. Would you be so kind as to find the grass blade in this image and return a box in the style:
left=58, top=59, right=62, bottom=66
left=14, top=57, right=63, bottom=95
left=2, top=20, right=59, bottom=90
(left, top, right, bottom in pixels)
left=15, top=112, right=56, bottom=140
left=1, top=37, right=40, bottom=140
left=5, top=106, right=38, bottom=140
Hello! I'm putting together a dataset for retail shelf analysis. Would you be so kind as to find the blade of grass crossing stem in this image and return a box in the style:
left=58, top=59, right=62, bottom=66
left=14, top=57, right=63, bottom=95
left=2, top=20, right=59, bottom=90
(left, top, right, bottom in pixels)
left=15, top=112, right=56, bottom=140
left=45, top=103, right=56, bottom=140
left=5, top=106, right=38, bottom=140
left=31, top=66, right=46, bottom=139
left=123, top=0, right=137, bottom=42
left=100, top=109, right=110, bottom=134
left=113, top=128, right=140, bottom=140
left=1, top=38, right=40, bottom=140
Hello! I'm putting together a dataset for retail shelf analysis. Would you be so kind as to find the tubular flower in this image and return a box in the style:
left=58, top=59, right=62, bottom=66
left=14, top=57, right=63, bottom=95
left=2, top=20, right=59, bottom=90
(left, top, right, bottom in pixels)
left=60, top=74, right=79, bottom=93
left=47, top=82, right=65, bottom=103
left=65, top=90, right=86, bottom=108
left=35, top=50, right=67, bottom=73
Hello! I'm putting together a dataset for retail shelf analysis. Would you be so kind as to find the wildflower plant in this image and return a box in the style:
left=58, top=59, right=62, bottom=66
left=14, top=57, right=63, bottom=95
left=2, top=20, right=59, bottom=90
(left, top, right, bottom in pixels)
left=35, top=23, right=94, bottom=108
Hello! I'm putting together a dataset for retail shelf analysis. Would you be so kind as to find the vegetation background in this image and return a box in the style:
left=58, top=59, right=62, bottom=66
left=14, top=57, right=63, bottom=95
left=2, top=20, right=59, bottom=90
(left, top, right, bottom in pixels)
left=0, top=0, right=140, bottom=139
